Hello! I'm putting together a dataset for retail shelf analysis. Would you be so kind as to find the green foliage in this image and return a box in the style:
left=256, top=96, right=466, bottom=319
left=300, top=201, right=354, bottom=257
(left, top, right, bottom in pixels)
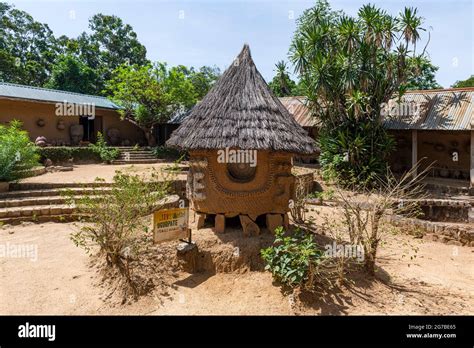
left=307, top=188, right=335, bottom=201
left=89, top=132, right=120, bottom=162
left=187, top=65, right=221, bottom=99
left=0, top=2, right=58, bottom=86
left=319, top=121, right=395, bottom=187
left=290, top=0, right=428, bottom=185
left=268, top=61, right=298, bottom=97
left=405, top=57, right=442, bottom=90
left=261, top=227, right=324, bottom=287
left=452, top=75, right=474, bottom=88
left=68, top=171, right=170, bottom=295
left=105, top=63, right=203, bottom=145
left=0, top=120, right=40, bottom=181
left=44, top=54, right=98, bottom=94
left=38, top=146, right=101, bottom=163
left=151, top=146, right=187, bottom=160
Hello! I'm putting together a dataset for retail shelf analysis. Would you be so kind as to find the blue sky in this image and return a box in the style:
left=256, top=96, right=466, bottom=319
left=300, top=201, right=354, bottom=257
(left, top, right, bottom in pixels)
left=11, top=0, right=474, bottom=87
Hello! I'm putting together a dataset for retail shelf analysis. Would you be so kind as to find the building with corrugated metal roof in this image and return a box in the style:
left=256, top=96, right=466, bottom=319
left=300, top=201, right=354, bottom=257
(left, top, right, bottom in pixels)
left=382, top=88, right=473, bottom=188
left=0, top=82, right=145, bottom=146
left=275, top=90, right=473, bottom=188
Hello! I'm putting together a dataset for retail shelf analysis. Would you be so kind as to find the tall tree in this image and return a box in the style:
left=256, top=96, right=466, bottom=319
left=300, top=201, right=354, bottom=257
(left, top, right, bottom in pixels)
left=105, top=63, right=197, bottom=146
left=452, top=75, right=474, bottom=88
left=405, top=57, right=442, bottom=90
left=0, top=2, right=58, bottom=86
left=268, top=61, right=297, bottom=97
left=45, top=54, right=99, bottom=94
left=54, top=14, right=148, bottom=95
left=290, top=1, right=431, bottom=186
left=187, top=66, right=221, bottom=100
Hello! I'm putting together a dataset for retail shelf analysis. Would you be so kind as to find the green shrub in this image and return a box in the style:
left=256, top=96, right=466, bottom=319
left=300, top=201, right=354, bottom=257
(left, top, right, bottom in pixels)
left=38, top=147, right=101, bottom=163
left=0, top=120, right=40, bottom=181
left=68, top=171, right=170, bottom=297
left=89, top=132, right=120, bottom=162
left=319, top=120, right=395, bottom=188
left=261, top=227, right=324, bottom=288
left=151, top=146, right=187, bottom=161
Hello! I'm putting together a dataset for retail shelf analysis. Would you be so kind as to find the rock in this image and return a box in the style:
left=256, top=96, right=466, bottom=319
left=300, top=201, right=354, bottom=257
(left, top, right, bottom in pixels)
left=239, top=215, right=260, bottom=237
left=266, top=214, right=283, bottom=233
left=215, top=214, right=225, bottom=233
left=176, top=242, right=198, bottom=273
left=43, top=158, right=53, bottom=167
left=423, top=234, right=438, bottom=242
left=196, top=213, right=206, bottom=229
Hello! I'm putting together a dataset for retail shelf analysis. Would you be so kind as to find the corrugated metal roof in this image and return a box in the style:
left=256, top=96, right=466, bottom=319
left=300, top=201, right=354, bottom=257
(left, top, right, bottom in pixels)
left=0, top=82, right=120, bottom=110
left=168, top=106, right=193, bottom=124
left=278, top=96, right=318, bottom=127
left=384, top=88, right=474, bottom=130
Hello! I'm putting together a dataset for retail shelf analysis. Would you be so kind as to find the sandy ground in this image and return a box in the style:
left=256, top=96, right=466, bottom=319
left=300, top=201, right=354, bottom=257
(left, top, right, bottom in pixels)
left=19, top=163, right=186, bottom=184
left=0, top=212, right=472, bottom=315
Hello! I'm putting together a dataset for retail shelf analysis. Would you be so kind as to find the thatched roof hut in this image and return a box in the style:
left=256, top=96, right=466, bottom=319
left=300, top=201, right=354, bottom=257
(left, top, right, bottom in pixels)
left=166, top=44, right=317, bottom=154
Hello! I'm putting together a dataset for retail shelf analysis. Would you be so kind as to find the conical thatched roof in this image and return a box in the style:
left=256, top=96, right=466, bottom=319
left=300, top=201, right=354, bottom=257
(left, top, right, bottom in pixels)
left=166, top=44, right=317, bottom=155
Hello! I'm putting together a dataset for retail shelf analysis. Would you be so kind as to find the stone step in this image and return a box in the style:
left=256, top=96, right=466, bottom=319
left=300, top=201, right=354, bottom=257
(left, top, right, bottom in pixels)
left=8, top=182, right=113, bottom=191
left=111, top=159, right=164, bottom=165
left=0, top=187, right=112, bottom=199
left=0, top=204, right=76, bottom=219
left=0, top=214, right=84, bottom=225
left=118, top=154, right=157, bottom=159
left=0, top=195, right=103, bottom=208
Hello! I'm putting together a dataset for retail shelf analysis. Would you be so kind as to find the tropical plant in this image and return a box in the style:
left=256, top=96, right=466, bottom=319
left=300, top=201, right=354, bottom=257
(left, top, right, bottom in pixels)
left=89, top=132, right=120, bottom=162
left=452, top=75, right=474, bottom=88
left=268, top=61, right=297, bottom=97
left=0, top=120, right=40, bottom=181
left=289, top=1, right=434, bottom=185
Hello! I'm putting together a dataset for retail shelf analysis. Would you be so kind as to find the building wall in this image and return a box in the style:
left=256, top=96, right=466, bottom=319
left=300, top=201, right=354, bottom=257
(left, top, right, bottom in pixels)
left=0, top=98, right=145, bottom=145
left=389, top=130, right=470, bottom=180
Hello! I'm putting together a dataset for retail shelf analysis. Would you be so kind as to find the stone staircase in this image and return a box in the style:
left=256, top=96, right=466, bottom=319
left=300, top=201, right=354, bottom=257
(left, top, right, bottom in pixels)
left=0, top=183, right=112, bottom=225
left=0, top=179, right=187, bottom=226
left=111, top=147, right=164, bottom=165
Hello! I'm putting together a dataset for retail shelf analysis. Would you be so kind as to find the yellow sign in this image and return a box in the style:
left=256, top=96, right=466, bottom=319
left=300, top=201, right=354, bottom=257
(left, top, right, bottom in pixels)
left=153, top=207, right=189, bottom=243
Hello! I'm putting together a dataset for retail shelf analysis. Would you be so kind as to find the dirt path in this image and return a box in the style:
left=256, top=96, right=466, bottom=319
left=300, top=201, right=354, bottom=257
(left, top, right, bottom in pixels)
left=0, top=221, right=472, bottom=315
left=18, top=163, right=186, bottom=184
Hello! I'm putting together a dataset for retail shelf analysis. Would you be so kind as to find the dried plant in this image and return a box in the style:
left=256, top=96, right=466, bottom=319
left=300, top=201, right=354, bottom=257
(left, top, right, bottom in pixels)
left=337, top=162, right=430, bottom=275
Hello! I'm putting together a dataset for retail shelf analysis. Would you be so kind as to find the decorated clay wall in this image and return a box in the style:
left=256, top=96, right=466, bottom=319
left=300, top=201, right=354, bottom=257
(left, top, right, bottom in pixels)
left=187, top=150, right=295, bottom=216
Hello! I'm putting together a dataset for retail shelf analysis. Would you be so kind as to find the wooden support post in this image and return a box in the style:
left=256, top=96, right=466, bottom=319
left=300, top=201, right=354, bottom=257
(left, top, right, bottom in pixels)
left=470, top=129, right=474, bottom=189
left=411, top=129, right=418, bottom=176
left=215, top=214, right=225, bottom=233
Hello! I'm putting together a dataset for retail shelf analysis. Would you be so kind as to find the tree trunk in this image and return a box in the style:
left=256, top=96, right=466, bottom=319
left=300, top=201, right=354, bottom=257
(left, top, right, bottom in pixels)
left=144, top=128, right=157, bottom=147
